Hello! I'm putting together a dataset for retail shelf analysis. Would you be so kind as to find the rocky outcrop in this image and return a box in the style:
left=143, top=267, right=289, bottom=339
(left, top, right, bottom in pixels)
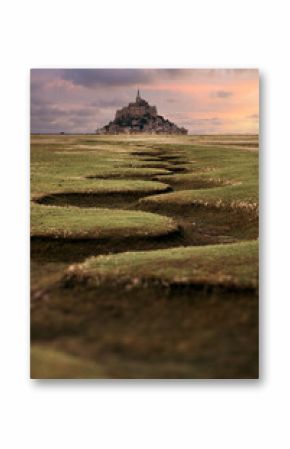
left=96, top=91, right=188, bottom=135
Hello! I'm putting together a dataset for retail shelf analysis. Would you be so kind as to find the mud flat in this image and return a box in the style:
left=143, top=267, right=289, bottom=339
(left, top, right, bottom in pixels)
left=31, top=134, right=259, bottom=379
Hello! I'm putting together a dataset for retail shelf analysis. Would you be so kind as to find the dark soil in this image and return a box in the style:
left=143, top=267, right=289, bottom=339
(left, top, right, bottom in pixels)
left=31, top=227, right=183, bottom=264
left=31, top=283, right=258, bottom=379
left=35, top=187, right=172, bottom=209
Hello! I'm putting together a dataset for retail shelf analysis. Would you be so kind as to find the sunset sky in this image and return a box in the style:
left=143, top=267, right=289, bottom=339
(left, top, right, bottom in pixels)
left=31, top=69, right=259, bottom=134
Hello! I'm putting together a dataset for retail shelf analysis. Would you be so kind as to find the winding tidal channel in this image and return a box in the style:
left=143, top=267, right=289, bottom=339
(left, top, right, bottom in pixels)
left=31, top=146, right=259, bottom=379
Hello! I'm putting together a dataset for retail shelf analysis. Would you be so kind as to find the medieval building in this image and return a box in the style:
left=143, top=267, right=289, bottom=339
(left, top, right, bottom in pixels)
left=96, top=90, right=188, bottom=135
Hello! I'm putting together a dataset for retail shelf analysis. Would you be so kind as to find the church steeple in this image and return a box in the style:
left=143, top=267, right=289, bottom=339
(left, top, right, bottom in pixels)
left=136, top=88, right=141, bottom=102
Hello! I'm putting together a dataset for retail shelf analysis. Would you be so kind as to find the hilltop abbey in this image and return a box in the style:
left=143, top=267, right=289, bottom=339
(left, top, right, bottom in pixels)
left=97, top=90, right=188, bottom=135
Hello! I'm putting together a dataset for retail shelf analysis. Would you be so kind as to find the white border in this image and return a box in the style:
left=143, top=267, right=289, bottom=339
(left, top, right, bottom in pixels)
left=1, top=1, right=289, bottom=448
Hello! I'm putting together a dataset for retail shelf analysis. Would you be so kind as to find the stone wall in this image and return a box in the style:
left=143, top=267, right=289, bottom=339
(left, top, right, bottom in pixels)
left=115, top=104, right=157, bottom=120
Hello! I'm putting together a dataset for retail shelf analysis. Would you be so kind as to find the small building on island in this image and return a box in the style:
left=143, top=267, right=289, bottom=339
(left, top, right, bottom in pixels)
left=96, top=90, right=188, bottom=135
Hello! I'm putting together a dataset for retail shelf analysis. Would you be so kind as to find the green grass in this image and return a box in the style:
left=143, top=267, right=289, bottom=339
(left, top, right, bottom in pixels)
left=32, top=176, right=171, bottom=200
left=31, top=137, right=173, bottom=201
left=66, top=240, right=258, bottom=290
left=31, top=135, right=258, bottom=205
left=31, top=134, right=259, bottom=379
left=140, top=184, right=258, bottom=212
left=31, top=203, right=178, bottom=239
left=140, top=144, right=258, bottom=210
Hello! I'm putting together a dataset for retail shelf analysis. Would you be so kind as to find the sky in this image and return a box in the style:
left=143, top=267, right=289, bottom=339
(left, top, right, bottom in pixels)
left=31, top=69, right=259, bottom=134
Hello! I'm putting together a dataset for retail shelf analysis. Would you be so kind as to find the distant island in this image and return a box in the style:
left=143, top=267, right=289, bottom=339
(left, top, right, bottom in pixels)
left=96, top=90, right=188, bottom=135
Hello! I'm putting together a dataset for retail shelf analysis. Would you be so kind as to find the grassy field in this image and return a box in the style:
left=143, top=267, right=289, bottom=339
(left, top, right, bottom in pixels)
left=66, top=240, right=258, bottom=290
left=31, top=134, right=259, bottom=379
